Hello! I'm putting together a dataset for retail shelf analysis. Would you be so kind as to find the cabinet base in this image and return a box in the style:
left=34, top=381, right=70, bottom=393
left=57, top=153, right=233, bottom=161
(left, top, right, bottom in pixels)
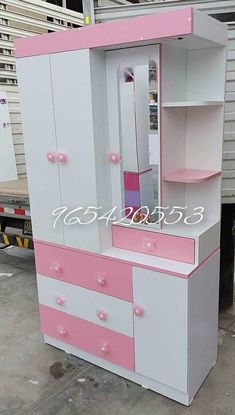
left=44, top=335, right=196, bottom=406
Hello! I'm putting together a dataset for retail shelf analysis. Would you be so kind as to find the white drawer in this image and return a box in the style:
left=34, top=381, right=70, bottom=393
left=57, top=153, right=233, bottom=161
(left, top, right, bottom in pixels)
left=37, top=274, right=133, bottom=337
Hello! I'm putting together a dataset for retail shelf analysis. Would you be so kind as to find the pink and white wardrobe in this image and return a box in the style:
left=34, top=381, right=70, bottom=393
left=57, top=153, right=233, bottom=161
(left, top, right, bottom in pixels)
left=15, top=8, right=227, bottom=405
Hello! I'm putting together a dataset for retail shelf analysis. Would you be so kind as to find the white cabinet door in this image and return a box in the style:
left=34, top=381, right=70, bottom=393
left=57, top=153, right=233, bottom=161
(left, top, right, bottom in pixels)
left=17, top=55, right=63, bottom=244
left=133, top=267, right=188, bottom=392
left=50, top=50, right=102, bottom=252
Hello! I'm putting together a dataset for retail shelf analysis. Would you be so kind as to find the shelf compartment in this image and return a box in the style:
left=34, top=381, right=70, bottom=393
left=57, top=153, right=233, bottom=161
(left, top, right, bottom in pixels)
left=162, top=101, right=223, bottom=108
left=163, top=168, right=221, bottom=184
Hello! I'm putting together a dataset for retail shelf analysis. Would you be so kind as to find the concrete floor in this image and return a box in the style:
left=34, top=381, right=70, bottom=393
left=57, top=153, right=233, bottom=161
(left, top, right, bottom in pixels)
left=0, top=247, right=235, bottom=415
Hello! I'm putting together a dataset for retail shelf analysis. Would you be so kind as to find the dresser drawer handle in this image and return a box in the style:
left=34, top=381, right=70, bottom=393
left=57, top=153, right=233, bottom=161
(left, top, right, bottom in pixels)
left=97, top=310, right=108, bottom=321
left=47, top=151, right=56, bottom=163
left=134, top=305, right=144, bottom=317
left=57, top=325, right=67, bottom=337
left=108, top=152, right=121, bottom=164
left=57, top=152, right=68, bottom=164
left=50, top=264, right=63, bottom=274
left=97, top=342, right=110, bottom=355
left=55, top=296, right=65, bottom=306
left=96, top=274, right=106, bottom=287
left=143, top=238, right=156, bottom=251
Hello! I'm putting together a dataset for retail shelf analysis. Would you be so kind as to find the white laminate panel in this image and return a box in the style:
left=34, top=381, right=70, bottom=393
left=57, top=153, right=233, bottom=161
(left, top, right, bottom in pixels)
left=188, top=251, right=220, bottom=401
left=133, top=267, right=188, bottom=392
left=16, top=55, right=63, bottom=244
left=50, top=49, right=100, bottom=252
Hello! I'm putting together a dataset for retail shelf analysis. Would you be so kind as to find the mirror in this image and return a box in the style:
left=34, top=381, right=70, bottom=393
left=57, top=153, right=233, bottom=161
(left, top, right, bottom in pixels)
left=117, top=53, right=160, bottom=227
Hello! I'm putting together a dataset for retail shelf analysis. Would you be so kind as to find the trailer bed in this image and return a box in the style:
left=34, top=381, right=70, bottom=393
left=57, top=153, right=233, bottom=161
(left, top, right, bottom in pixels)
left=0, top=179, right=33, bottom=248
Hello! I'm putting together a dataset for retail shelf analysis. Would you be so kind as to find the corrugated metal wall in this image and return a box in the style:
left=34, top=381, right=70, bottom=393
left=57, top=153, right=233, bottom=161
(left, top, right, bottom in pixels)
left=224, top=22, right=235, bottom=203
left=0, top=0, right=83, bottom=179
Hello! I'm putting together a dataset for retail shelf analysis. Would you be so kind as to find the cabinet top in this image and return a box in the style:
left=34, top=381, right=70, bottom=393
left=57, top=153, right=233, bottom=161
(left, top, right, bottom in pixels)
left=15, top=7, right=227, bottom=59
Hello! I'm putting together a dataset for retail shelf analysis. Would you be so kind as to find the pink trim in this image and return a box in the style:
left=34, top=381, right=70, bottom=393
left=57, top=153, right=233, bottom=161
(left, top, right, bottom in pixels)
left=15, top=8, right=193, bottom=58
left=40, top=305, right=135, bottom=371
left=163, top=169, right=221, bottom=184
left=34, top=241, right=133, bottom=301
left=112, top=225, right=195, bottom=264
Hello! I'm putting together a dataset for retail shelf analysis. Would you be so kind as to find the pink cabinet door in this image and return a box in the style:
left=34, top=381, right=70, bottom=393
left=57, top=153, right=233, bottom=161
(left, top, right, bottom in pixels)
left=40, top=304, right=135, bottom=371
left=133, top=266, right=188, bottom=392
left=112, top=225, right=195, bottom=264
left=34, top=241, right=133, bottom=302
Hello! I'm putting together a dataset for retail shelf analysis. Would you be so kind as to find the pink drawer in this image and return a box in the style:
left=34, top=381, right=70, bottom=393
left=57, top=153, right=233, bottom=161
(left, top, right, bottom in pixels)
left=34, top=241, right=133, bottom=301
left=112, top=226, right=195, bottom=264
left=40, top=305, right=134, bottom=371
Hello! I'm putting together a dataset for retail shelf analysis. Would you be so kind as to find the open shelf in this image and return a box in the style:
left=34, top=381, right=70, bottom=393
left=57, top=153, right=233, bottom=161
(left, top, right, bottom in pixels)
left=162, top=100, right=223, bottom=108
left=163, top=168, right=221, bottom=184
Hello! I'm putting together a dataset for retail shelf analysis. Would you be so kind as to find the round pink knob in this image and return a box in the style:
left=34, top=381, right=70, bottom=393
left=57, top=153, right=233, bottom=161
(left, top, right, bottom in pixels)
left=143, top=238, right=155, bottom=250
left=51, top=264, right=63, bottom=274
left=108, top=152, right=121, bottom=164
left=57, top=325, right=67, bottom=337
left=56, top=296, right=65, bottom=306
left=57, top=152, right=67, bottom=164
left=97, top=310, right=108, bottom=321
left=96, top=275, right=106, bottom=287
left=47, top=152, right=56, bottom=163
left=134, top=305, right=144, bottom=317
left=97, top=342, right=109, bottom=355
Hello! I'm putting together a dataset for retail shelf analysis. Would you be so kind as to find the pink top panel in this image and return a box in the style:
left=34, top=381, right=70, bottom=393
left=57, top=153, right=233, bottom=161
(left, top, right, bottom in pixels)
left=15, top=7, right=193, bottom=58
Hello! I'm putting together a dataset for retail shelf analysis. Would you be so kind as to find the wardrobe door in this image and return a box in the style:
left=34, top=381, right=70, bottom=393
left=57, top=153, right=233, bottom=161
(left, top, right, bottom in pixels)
left=17, top=54, right=63, bottom=244
left=50, top=49, right=101, bottom=252
left=133, top=267, right=188, bottom=392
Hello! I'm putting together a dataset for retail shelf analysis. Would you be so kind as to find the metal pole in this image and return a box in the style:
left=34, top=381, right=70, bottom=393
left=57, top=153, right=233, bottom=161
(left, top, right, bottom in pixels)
left=82, top=0, right=96, bottom=25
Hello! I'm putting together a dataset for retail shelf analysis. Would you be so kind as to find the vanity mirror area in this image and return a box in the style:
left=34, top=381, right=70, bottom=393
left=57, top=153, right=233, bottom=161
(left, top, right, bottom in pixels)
left=106, top=45, right=161, bottom=227
left=16, top=8, right=227, bottom=406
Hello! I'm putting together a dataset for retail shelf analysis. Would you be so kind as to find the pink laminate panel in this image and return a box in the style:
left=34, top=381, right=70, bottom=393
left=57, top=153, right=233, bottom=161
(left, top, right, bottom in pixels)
left=40, top=305, right=135, bottom=371
left=124, top=172, right=140, bottom=191
left=112, top=225, right=195, bottom=264
left=164, top=168, right=221, bottom=184
left=15, top=8, right=193, bottom=58
left=34, top=241, right=133, bottom=301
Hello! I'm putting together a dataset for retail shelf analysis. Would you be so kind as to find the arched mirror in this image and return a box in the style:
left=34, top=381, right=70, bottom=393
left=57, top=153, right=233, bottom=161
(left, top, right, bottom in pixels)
left=116, top=48, right=161, bottom=227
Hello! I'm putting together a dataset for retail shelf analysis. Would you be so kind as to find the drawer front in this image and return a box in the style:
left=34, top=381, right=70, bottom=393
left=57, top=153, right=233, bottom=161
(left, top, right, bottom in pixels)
left=112, top=226, right=195, bottom=264
left=37, top=275, right=133, bottom=337
left=34, top=241, right=133, bottom=301
left=40, top=304, right=135, bottom=371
